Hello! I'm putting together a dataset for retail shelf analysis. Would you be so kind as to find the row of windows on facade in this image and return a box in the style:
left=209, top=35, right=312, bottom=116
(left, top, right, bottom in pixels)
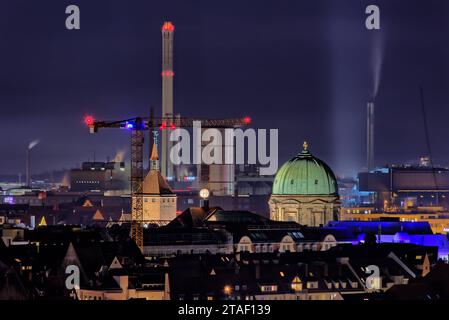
left=346, top=209, right=372, bottom=214
left=175, top=282, right=325, bottom=301
left=3, top=198, right=41, bottom=205
left=83, top=295, right=103, bottom=300
left=75, top=180, right=101, bottom=184
left=144, top=198, right=175, bottom=203
left=238, top=242, right=336, bottom=253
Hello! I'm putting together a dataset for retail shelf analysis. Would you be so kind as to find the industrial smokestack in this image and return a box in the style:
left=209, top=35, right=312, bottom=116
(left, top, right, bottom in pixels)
left=367, top=102, right=375, bottom=171
left=26, top=148, right=30, bottom=187
left=161, top=21, right=175, bottom=180
left=26, top=139, right=40, bottom=187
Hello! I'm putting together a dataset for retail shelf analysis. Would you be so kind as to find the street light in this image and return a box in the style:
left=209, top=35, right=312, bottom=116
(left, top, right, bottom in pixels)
left=199, top=188, right=210, bottom=210
left=199, top=188, right=210, bottom=199
left=223, top=285, right=232, bottom=300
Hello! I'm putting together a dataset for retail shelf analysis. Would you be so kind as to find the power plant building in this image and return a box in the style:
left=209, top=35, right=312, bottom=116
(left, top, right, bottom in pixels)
left=70, top=162, right=128, bottom=193
left=358, top=165, right=449, bottom=209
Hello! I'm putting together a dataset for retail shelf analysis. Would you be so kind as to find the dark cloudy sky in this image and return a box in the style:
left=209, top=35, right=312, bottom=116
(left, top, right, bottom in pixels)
left=1, top=0, right=449, bottom=178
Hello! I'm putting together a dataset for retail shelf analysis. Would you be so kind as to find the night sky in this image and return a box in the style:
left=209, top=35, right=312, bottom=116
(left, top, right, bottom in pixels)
left=1, top=0, right=449, bottom=178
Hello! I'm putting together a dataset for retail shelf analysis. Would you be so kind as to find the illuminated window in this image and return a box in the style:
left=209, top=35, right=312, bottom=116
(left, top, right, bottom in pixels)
left=261, top=285, right=277, bottom=292
left=307, top=282, right=318, bottom=289
left=291, top=277, right=302, bottom=292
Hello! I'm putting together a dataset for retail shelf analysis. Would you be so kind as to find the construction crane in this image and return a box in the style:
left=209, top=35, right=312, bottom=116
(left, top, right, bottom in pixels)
left=84, top=113, right=251, bottom=251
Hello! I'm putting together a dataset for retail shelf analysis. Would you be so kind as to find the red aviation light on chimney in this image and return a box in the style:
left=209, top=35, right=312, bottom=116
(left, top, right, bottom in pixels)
left=160, top=122, right=167, bottom=130
left=169, top=123, right=176, bottom=130
left=162, top=22, right=175, bottom=31
left=161, top=71, right=175, bottom=77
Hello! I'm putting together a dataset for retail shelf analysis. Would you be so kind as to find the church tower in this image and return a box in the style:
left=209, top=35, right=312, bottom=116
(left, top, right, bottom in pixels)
left=142, top=143, right=177, bottom=222
left=150, top=140, right=160, bottom=171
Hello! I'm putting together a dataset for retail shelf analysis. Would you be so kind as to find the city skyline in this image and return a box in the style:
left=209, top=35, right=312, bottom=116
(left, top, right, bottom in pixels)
left=2, top=1, right=449, bottom=305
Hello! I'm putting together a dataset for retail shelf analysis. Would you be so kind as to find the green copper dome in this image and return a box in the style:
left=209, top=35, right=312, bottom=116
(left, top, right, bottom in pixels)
left=272, top=142, right=339, bottom=196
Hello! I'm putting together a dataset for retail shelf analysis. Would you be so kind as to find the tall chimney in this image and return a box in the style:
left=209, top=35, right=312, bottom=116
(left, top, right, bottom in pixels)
left=367, top=102, right=375, bottom=171
left=26, top=148, right=31, bottom=187
left=26, top=140, right=39, bottom=187
left=161, top=21, right=175, bottom=180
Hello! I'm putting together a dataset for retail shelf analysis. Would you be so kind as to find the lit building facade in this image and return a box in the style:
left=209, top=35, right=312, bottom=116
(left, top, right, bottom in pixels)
left=269, top=143, right=340, bottom=226
left=142, top=144, right=177, bottom=222
left=341, top=207, right=449, bottom=234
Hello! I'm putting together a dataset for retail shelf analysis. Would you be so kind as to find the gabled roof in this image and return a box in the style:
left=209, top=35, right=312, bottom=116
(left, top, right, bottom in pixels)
left=142, top=170, right=174, bottom=195
left=169, top=207, right=299, bottom=229
left=167, top=207, right=220, bottom=228
left=109, top=256, right=123, bottom=270
left=0, top=260, right=28, bottom=300
left=92, top=209, right=105, bottom=221
left=62, top=240, right=146, bottom=286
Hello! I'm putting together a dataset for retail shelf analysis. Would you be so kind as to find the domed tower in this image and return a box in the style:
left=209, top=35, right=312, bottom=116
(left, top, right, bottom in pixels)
left=269, top=142, right=340, bottom=227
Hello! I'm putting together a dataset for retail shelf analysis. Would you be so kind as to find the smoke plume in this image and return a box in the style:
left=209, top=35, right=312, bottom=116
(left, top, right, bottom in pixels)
left=371, top=34, right=384, bottom=100
left=28, top=139, right=40, bottom=150
left=113, top=149, right=126, bottom=162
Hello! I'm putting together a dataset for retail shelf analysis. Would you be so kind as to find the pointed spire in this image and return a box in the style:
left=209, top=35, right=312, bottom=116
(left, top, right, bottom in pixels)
left=303, top=141, right=309, bottom=152
left=151, top=142, right=159, bottom=161
left=39, top=216, right=47, bottom=227
left=150, top=142, right=160, bottom=171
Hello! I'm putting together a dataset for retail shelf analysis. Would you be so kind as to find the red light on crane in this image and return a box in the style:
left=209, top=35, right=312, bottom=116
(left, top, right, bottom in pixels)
left=243, top=117, right=251, bottom=124
left=84, top=115, right=95, bottom=126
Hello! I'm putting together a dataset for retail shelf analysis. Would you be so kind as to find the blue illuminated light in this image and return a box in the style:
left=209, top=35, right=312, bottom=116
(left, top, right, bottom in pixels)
left=4, top=196, right=14, bottom=204
left=125, top=122, right=134, bottom=130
